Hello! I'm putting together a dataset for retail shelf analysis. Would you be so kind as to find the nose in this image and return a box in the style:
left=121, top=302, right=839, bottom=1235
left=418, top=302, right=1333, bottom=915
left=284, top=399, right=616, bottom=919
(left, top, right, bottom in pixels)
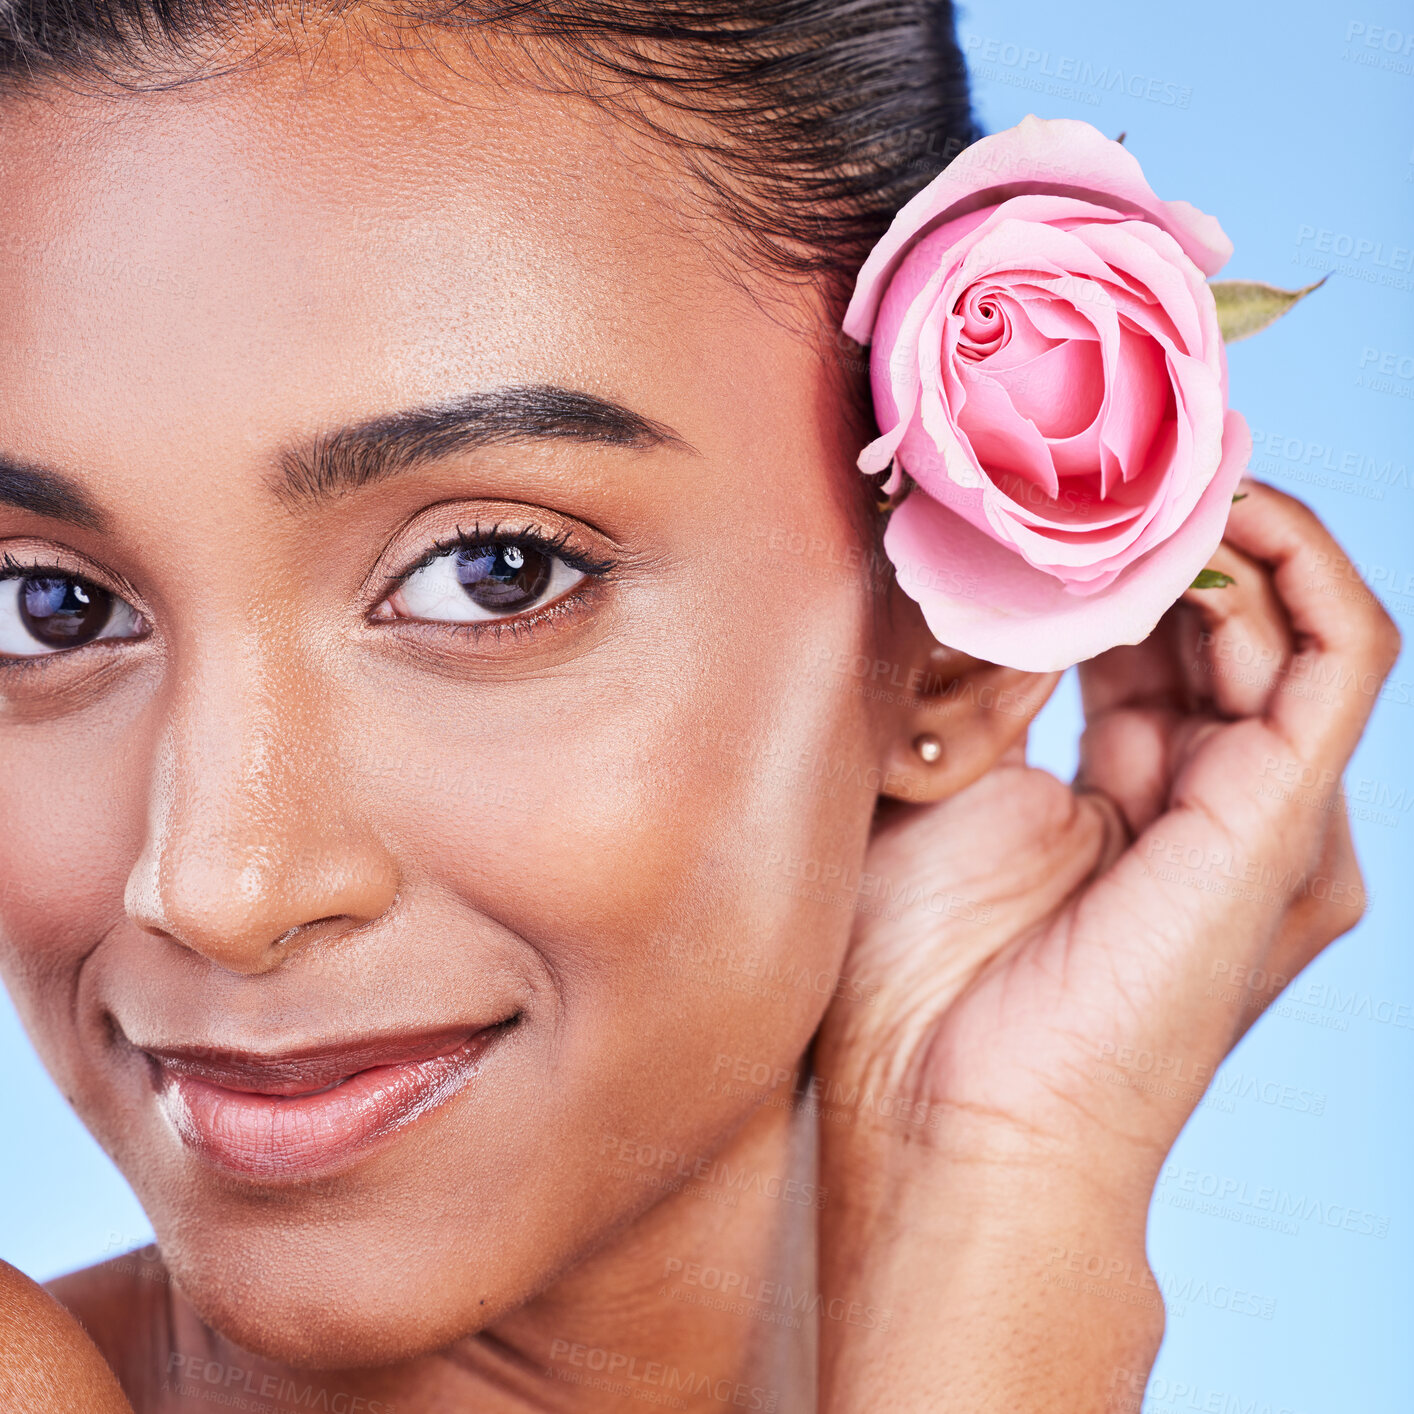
left=124, top=642, right=400, bottom=974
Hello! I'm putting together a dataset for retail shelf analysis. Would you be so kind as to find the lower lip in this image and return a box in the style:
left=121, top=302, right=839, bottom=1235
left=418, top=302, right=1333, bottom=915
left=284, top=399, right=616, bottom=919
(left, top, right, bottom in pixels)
left=153, top=1032, right=500, bottom=1179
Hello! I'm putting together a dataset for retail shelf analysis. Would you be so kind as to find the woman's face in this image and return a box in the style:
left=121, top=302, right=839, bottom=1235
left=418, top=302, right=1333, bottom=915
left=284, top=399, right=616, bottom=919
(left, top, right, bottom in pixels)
left=0, top=47, right=903, bottom=1361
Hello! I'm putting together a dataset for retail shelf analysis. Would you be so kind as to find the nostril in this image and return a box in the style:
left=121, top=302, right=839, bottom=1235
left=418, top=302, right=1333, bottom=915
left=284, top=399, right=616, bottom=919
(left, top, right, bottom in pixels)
left=272, top=916, right=353, bottom=950
left=125, top=831, right=401, bottom=971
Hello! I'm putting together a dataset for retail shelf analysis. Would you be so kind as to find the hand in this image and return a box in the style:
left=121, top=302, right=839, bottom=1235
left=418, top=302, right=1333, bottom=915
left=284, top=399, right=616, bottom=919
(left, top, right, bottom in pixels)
left=812, top=481, right=1401, bottom=1411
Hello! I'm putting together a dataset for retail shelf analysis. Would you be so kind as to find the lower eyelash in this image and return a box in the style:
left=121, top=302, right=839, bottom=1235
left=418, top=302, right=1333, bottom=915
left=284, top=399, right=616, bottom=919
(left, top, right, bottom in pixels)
left=426, top=577, right=599, bottom=644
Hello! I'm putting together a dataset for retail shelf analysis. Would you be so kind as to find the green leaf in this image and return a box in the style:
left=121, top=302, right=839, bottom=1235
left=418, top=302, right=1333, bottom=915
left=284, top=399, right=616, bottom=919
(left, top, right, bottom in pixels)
left=1210, top=276, right=1328, bottom=343
left=1231, top=492, right=1248, bottom=502
left=1191, top=568, right=1236, bottom=589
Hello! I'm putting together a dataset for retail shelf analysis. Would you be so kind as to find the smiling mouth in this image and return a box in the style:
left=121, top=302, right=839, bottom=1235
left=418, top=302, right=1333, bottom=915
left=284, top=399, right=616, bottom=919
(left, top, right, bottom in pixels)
left=143, top=1021, right=517, bottom=1180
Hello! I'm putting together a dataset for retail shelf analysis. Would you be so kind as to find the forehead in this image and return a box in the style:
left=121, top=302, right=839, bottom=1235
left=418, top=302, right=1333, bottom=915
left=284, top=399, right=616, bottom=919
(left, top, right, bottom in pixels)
left=0, top=47, right=764, bottom=479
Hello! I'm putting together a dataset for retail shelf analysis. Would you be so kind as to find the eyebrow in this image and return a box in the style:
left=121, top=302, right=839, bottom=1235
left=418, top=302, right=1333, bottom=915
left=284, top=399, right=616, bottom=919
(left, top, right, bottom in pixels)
left=0, top=458, right=105, bottom=530
left=277, top=384, right=690, bottom=508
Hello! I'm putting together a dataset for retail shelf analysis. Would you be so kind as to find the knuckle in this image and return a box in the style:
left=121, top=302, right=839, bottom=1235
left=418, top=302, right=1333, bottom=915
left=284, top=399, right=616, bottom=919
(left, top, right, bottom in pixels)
left=1287, top=496, right=1324, bottom=535
left=1374, top=609, right=1404, bottom=670
left=1339, top=859, right=1372, bottom=934
left=1324, top=892, right=1367, bottom=944
left=1302, top=894, right=1367, bottom=955
left=1355, top=604, right=1403, bottom=672
left=1268, top=485, right=1324, bottom=536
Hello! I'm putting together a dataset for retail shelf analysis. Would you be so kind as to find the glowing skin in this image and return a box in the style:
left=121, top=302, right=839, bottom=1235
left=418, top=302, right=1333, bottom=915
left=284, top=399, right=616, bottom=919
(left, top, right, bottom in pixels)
left=0, top=31, right=1399, bottom=1414
left=0, top=43, right=954, bottom=1408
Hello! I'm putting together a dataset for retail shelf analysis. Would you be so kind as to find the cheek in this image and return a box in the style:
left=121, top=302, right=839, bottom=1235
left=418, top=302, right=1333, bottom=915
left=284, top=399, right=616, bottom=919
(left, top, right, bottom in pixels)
left=130, top=623, right=884, bottom=1363
left=364, top=589, right=882, bottom=1134
left=0, top=672, right=156, bottom=1067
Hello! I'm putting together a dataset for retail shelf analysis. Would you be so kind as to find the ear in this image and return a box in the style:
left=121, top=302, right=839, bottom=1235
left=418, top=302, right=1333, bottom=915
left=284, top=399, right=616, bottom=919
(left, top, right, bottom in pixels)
left=873, top=585, right=1062, bottom=804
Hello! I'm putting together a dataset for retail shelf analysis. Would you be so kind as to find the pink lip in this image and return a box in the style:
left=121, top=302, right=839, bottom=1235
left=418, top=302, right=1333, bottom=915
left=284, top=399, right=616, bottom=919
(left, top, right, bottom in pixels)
left=146, top=1027, right=506, bottom=1179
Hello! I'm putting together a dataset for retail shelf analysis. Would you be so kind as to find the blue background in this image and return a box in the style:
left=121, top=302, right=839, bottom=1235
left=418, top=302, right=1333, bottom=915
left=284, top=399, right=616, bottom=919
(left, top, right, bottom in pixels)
left=967, top=1, right=1414, bottom=1409
left=1, top=0, right=1411, bottom=1408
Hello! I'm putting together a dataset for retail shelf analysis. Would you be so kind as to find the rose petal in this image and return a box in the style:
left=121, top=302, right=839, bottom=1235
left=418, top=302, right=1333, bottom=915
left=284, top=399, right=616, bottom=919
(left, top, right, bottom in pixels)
left=988, top=336, right=1105, bottom=439
left=955, top=369, right=1062, bottom=499
left=883, top=411, right=1252, bottom=671
left=844, top=116, right=1232, bottom=342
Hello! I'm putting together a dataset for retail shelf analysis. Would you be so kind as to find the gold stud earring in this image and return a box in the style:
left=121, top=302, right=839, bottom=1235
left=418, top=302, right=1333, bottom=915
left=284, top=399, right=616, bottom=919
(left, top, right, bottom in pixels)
left=913, top=733, right=943, bottom=765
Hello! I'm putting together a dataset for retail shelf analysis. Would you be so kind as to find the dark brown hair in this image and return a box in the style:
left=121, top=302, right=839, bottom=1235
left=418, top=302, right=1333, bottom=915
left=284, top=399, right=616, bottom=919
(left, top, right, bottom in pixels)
left=0, top=0, right=977, bottom=307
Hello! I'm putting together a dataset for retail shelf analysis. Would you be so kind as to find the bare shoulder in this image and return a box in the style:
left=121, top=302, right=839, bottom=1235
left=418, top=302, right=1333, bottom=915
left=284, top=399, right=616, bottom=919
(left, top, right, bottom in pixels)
left=0, top=1257, right=134, bottom=1411
left=48, top=1249, right=178, bottom=1400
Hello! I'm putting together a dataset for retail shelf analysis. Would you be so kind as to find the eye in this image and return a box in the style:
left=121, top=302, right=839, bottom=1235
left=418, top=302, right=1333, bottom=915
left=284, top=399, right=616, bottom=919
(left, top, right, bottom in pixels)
left=0, top=571, right=145, bottom=658
left=381, top=538, right=588, bottom=624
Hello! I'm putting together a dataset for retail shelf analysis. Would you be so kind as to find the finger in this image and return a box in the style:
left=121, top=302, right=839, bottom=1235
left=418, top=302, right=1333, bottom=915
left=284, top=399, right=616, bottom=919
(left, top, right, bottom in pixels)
left=1001, top=737, right=1029, bottom=768
left=1221, top=480, right=1403, bottom=767
left=1179, top=539, right=1294, bottom=718
left=1078, top=508, right=1296, bottom=837
left=1076, top=706, right=1218, bottom=839
left=1072, top=783, right=1134, bottom=877
left=1078, top=607, right=1189, bottom=719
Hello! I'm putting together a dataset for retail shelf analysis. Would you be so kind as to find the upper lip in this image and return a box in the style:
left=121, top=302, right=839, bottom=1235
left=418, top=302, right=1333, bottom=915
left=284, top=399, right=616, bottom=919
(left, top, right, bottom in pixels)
left=140, top=1022, right=513, bottom=1097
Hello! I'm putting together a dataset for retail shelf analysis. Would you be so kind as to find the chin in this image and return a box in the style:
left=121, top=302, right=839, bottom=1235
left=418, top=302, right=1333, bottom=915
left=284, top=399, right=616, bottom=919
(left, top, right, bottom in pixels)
left=114, top=1081, right=579, bottom=1367
left=163, top=1234, right=500, bottom=1371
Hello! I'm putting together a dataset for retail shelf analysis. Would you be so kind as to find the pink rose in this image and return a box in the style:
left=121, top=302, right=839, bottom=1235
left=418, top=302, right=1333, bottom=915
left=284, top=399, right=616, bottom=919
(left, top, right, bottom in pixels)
left=844, top=115, right=1251, bottom=672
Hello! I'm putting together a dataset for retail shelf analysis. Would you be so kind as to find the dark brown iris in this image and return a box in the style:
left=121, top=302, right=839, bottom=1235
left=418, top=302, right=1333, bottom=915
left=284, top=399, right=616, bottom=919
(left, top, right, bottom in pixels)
left=455, top=545, right=552, bottom=612
left=18, top=575, right=113, bottom=647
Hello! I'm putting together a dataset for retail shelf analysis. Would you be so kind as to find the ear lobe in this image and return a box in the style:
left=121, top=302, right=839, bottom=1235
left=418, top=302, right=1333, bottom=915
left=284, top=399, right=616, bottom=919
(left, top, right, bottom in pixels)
left=879, top=647, right=1062, bottom=803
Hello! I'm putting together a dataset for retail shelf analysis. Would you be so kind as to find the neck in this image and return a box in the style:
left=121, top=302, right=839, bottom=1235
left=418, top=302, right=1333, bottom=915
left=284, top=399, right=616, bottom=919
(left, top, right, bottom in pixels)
left=484, top=1086, right=820, bottom=1411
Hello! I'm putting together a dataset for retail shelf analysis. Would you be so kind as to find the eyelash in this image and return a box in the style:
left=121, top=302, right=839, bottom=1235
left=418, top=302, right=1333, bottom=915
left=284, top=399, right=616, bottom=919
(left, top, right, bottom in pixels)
left=0, top=551, right=137, bottom=600
left=0, top=552, right=144, bottom=672
left=394, top=520, right=616, bottom=583
left=2, top=551, right=67, bottom=579
left=0, top=518, right=614, bottom=671
left=379, top=519, right=617, bottom=639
